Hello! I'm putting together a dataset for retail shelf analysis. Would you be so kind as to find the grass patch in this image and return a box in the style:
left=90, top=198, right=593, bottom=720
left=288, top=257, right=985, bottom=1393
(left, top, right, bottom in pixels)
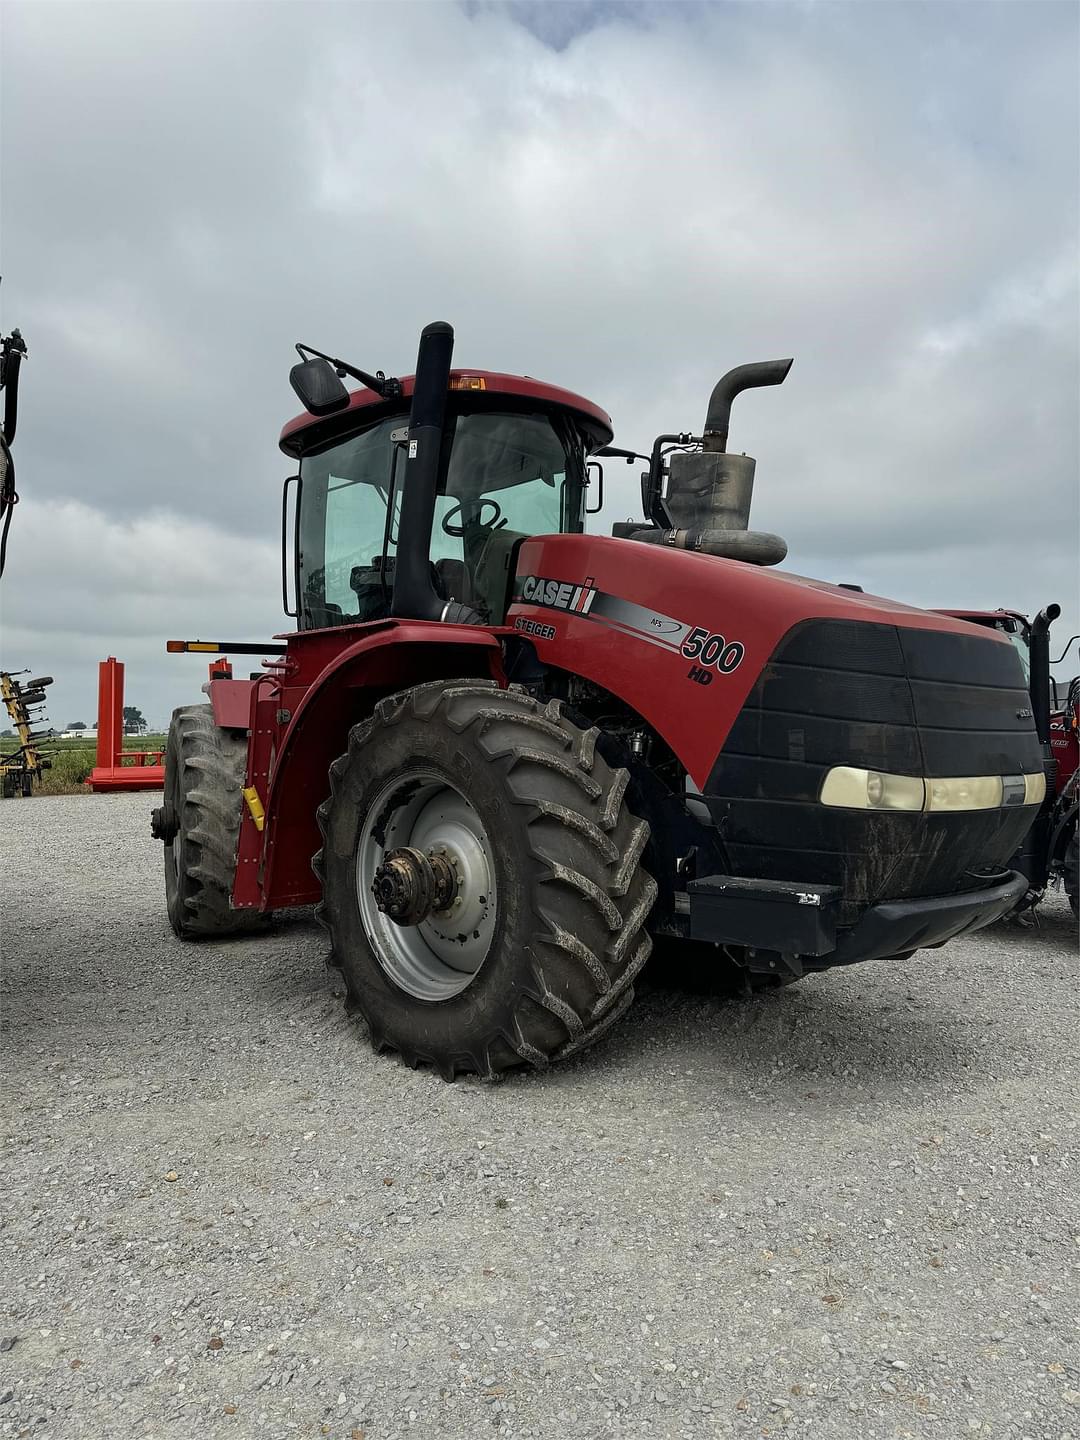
left=0, top=734, right=167, bottom=796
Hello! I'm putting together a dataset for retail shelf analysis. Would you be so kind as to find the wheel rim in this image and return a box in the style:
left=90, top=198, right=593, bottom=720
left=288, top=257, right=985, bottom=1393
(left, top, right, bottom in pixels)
left=356, top=770, right=497, bottom=1001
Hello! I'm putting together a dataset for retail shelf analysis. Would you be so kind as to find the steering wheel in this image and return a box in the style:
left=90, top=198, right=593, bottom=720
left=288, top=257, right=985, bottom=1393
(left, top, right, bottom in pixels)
left=441, top=497, right=504, bottom=538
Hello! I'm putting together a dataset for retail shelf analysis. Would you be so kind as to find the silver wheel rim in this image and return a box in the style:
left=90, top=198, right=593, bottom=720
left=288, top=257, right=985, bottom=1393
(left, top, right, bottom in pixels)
left=356, top=770, right=497, bottom=1001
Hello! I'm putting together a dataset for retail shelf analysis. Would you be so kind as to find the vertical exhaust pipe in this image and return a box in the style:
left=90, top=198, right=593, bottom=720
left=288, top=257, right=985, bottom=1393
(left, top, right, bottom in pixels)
left=634, top=356, right=793, bottom=565
left=1013, top=602, right=1061, bottom=898
left=1029, top=603, right=1060, bottom=745
left=391, top=322, right=481, bottom=625
left=702, top=358, right=793, bottom=453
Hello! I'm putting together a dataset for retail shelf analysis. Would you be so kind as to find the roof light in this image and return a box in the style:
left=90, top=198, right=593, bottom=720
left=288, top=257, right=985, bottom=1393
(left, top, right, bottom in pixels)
left=450, top=375, right=486, bottom=391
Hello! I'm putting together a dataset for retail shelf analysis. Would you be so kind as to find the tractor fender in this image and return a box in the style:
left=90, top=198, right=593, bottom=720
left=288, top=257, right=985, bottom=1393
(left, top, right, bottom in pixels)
left=241, top=624, right=506, bottom=910
left=206, top=677, right=258, bottom=730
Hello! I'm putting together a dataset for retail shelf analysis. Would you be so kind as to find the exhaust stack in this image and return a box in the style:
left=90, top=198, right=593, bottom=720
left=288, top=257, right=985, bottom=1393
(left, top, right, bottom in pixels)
left=391, top=322, right=481, bottom=626
left=1029, top=603, right=1061, bottom=746
left=625, top=358, right=793, bottom=565
left=702, top=358, right=793, bottom=454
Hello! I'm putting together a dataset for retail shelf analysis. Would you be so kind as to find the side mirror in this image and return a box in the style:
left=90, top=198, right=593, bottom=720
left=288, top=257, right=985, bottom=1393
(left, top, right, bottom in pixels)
left=289, top=357, right=350, bottom=416
left=586, top=460, right=604, bottom=515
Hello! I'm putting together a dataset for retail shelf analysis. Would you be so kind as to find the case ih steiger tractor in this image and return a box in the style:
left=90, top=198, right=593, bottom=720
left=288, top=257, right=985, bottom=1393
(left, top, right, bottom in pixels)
left=154, top=322, right=1047, bottom=1078
left=936, top=607, right=1078, bottom=918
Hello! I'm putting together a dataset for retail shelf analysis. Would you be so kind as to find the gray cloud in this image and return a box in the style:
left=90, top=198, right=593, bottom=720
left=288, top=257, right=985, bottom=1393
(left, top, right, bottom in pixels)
left=2, top=0, right=1076, bottom=730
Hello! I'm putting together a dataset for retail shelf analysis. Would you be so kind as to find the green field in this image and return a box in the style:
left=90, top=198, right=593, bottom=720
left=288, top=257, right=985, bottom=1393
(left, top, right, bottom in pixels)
left=0, top=733, right=167, bottom=796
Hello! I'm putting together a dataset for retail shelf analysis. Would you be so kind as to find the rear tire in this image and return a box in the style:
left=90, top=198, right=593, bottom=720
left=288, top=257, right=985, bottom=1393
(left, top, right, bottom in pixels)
left=163, top=705, right=263, bottom=939
left=314, top=680, right=657, bottom=1078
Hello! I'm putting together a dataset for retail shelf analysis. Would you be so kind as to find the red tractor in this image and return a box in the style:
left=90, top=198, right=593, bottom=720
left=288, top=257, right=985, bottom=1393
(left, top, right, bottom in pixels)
left=936, top=607, right=1078, bottom=917
left=154, top=322, right=1047, bottom=1077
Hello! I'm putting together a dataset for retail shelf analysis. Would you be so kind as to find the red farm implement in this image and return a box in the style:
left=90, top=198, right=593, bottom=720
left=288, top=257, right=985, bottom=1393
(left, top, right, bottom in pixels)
left=88, top=658, right=164, bottom=792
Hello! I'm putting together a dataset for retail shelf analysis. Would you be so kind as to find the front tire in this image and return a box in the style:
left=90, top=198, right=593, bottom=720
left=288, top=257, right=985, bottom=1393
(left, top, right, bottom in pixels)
left=314, top=680, right=657, bottom=1078
left=162, top=705, right=263, bottom=938
left=1064, top=827, right=1079, bottom=920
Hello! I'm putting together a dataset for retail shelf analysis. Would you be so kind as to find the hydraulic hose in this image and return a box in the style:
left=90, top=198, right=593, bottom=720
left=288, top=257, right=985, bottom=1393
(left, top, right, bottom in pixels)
left=619, top=524, right=787, bottom=565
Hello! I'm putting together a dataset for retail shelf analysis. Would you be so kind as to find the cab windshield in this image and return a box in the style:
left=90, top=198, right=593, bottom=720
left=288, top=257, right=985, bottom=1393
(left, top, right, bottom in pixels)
left=298, top=408, right=585, bottom=629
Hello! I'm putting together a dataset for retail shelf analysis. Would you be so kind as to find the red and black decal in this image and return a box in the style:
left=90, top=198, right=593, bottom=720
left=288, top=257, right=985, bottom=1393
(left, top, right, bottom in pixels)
left=514, top=574, right=745, bottom=673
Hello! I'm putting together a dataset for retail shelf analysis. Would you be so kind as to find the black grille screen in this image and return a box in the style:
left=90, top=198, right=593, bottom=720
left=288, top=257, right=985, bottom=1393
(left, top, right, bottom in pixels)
left=705, top=619, right=1041, bottom=920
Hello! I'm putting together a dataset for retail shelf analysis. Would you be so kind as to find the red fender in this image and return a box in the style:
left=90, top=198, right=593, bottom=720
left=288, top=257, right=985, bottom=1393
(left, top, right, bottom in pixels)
left=232, top=622, right=505, bottom=910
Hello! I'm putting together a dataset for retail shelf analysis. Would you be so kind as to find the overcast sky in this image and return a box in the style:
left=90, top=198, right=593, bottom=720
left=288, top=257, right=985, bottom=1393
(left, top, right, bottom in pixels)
left=2, top=0, right=1077, bottom=732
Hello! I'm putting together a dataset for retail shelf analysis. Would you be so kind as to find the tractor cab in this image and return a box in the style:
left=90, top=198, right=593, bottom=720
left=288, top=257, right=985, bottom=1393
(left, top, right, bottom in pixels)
left=280, top=345, right=612, bottom=632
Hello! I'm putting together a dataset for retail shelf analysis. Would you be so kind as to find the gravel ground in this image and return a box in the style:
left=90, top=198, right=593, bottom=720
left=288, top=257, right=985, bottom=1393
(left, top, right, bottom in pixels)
left=1, top=792, right=1078, bottom=1440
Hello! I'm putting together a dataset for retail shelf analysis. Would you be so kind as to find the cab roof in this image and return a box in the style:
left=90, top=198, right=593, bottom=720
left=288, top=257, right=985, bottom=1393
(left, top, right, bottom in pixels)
left=279, top=370, right=614, bottom=457
left=935, top=608, right=1030, bottom=630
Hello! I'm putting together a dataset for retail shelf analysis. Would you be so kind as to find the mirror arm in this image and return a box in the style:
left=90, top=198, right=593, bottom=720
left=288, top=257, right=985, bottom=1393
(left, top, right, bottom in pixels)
left=595, top=445, right=646, bottom=464
left=295, top=343, right=402, bottom=399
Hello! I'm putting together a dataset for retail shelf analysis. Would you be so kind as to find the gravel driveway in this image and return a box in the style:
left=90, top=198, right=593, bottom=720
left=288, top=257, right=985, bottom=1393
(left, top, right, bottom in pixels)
left=2, top=792, right=1077, bottom=1439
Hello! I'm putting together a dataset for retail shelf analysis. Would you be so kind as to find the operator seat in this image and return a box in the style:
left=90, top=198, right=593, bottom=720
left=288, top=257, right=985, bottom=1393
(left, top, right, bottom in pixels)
left=471, top=528, right=528, bottom=624
left=433, top=558, right=469, bottom=606
left=350, top=562, right=393, bottom=622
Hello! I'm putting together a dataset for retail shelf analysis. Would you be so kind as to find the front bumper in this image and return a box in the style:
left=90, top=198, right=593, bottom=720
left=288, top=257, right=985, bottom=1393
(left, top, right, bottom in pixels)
left=687, top=869, right=1026, bottom=971
left=825, top=869, right=1025, bottom=966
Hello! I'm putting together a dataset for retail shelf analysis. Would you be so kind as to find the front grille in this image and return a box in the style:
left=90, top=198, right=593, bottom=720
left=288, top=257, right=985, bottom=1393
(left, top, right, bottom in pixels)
left=704, top=619, right=1041, bottom=921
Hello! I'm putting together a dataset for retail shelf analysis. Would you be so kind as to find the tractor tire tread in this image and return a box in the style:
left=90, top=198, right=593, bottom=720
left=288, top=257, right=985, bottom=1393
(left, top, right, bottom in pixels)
left=1064, top=828, right=1079, bottom=920
left=313, top=679, right=656, bottom=1076
left=164, top=704, right=264, bottom=939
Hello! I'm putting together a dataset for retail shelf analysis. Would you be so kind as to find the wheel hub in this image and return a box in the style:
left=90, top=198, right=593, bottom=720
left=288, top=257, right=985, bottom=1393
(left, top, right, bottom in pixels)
left=372, top=845, right=459, bottom=926
left=150, top=803, right=178, bottom=844
left=356, top=773, right=497, bottom=1001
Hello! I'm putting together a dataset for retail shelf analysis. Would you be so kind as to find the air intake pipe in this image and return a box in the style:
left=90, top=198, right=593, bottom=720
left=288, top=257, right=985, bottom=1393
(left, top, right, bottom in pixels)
left=391, top=322, right=482, bottom=626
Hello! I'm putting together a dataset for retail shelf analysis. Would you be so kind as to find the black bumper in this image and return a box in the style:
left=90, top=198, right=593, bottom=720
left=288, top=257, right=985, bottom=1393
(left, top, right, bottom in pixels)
left=687, top=870, right=1026, bottom=970
left=826, top=869, right=1026, bottom=966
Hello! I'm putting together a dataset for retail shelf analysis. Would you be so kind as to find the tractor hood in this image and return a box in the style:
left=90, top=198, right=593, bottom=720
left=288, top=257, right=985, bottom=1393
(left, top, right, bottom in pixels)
left=506, top=532, right=1028, bottom=789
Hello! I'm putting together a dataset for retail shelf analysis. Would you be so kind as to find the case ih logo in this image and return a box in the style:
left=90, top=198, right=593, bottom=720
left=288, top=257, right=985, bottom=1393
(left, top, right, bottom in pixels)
left=516, top=573, right=744, bottom=677
left=519, top=575, right=597, bottom=615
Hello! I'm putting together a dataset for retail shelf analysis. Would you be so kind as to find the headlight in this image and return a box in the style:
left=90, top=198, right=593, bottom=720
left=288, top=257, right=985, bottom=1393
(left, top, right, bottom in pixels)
left=925, top=775, right=1002, bottom=812
left=820, top=766, right=1045, bottom=812
left=1023, top=771, right=1047, bottom=805
left=820, top=767, right=924, bottom=811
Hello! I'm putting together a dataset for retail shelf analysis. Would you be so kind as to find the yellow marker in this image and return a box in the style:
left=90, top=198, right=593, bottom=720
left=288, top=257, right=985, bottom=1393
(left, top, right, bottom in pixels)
left=242, top=786, right=266, bottom=832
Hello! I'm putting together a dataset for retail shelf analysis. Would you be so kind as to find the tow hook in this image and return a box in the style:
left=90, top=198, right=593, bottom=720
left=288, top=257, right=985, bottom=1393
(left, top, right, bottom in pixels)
left=150, top=803, right=178, bottom=844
